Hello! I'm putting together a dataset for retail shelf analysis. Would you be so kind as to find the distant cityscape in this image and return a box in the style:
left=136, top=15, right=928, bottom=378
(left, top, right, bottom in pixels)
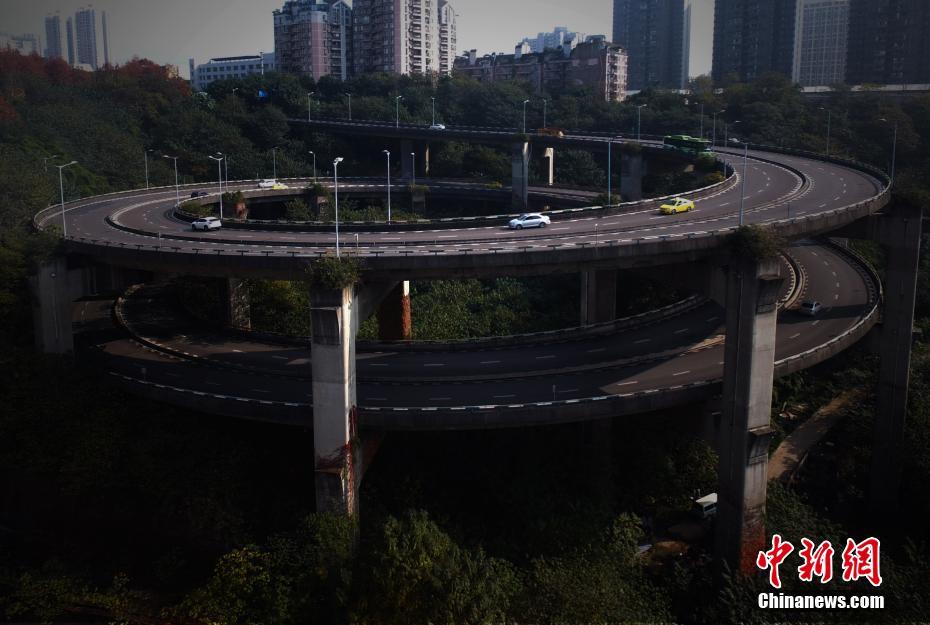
left=2, top=0, right=929, bottom=101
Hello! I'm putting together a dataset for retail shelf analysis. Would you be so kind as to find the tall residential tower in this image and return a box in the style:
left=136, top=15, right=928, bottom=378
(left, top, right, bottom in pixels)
left=712, top=0, right=797, bottom=83
left=75, top=6, right=98, bottom=69
left=846, top=0, right=930, bottom=84
left=792, top=0, right=848, bottom=87
left=612, top=0, right=687, bottom=90
left=438, top=0, right=456, bottom=75
left=44, top=14, right=62, bottom=59
left=353, top=0, right=440, bottom=75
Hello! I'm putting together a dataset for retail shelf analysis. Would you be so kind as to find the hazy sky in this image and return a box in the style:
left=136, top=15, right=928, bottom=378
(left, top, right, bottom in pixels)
left=1, top=0, right=714, bottom=79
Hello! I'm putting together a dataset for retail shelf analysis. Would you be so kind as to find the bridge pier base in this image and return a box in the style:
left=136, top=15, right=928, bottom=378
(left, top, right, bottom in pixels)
left=870, top=203, right=922, bottom=518
left=512, top=141, right=529, bottom=210
left=620, top=152, right=645, bottom=201
left=580, top=269, right=617, bottom=325
left=544, top=147, right=555, bottom=186
left=223, top=278, right=251, bottom=330
left=310, top=286, right=361, bottom=515
left=29, top=256, right=79, bottom=354
left=377, top=281, right=412, bottom=341
left=715, top=257, right=782, bottom=574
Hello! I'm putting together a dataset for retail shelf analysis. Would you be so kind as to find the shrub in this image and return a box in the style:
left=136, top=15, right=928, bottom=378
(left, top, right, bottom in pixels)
left=305, top=254, right=361, bottom=291
left=695, top=152, right=717, bottom=171
left=180, top=200, right=213, bottom=218
left=284, top=198, right=311, bottom=221
left=222, top=190, right=245, bottom=206
left=729, top=224, right=784, bottom=261
left=703, top=171, right=726, bottom=186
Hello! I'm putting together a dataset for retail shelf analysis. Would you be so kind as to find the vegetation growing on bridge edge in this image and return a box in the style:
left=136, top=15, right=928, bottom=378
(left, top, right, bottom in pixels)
left=180, top=200, right=213, bottom=218
left=305, top=254, right=362, bottom=290
left=729, top=224, right=785, bottom=262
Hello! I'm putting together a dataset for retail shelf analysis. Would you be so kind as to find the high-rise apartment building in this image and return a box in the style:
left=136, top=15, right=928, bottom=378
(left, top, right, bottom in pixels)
left=792, top=0, right=848, bottom=87
left=102, top=11, right=109, bottom=66
left=681, top=0, right=691, bottom=86
left=274, top=0, right=332, bottom=79
left=329, top=0, right=354, bottom=80
left=438, top=0, right=456, bottom=75
left=846, top=0, right=930, bottom=85
left=712, top=0, right=796, bottom=83
left=353, top=0, right=440, bottom=75
left=612, top=0, right=687, bottom=90
left=75, top=6, right=98, bottom=70
left=66, top=17, right=75, bottom=65
left=44, top=14, right=62, bottom=59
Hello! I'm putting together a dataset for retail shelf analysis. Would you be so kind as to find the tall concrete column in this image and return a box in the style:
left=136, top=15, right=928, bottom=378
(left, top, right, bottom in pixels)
left=715, top=257, right=782, bottom=574
left=423, top=144, right=430, bottom=178
left=223, top=278, right=251, bottom=330
left=544, top=147, right=555, bottom=186
left=580, top=269, right=617, bottom=325
left=512, top=141, right=530, bottom=210
left=377, top=280, right=412, bottom=341
left=29, top=256, right=76, bottom=354
left=401, top=139, right=414, bottom=180
left=870, top=203, right=922, bottom=517
left=620, top=152, right=645, bottom=201
left=310, top=286, right=361, bottom=516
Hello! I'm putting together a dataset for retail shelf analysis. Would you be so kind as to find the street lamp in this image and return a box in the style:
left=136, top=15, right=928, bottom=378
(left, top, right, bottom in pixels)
left=307, top=91, right=315, bottom=122
left=820, top=107, right=832, bottom=156
left=383, top=149, right=392, bottom=222
left=333, top=157, right=344, bottom=257
left=712, top=110, right=726, bottom=149
left=725, top=119, right=740, bottom=147
left=735, top=129, right=749, bottom=227
left=43, top=154, right=59, bottom=172
left=271, top=146, right=278, bottom=179
left=411, top=152, right=416, bottom=185
left=308, top=151, right=316, bottom=182
left=345, top=93, right=352, bottom=120
left=699, top=102, right=704, bottom=140
left=56, top=160, right=77, bottom=238
left=143, top=149, right=154, bottom=189
left=163, top=155, right=180, bottom=208
left=395, top=95, right=403, bottom=128
left=208, top=154, right=224, bottom=218
left=542, top=98, right=548, bottom=129
left=214, top=152, right=226, bottom=193
left=431, top=96, right=436, bottom=126
left=636, top=104, right=647, bottom=142
left=607, top=140, right=612, bottom=205
left=522, top=99, right=530, bottom=134
left=878, top=117, right=898, bottom=186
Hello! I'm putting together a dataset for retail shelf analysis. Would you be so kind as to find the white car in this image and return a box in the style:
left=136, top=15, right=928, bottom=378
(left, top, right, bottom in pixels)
left=258, top=178, right=278, bottom=189
left=799, top=299, right=822, bottom=316
left=430, top=123, right=446, bottom=130
left=508, top=213, right=550, bottom=229
left=191, top=217, right=222, bottom=231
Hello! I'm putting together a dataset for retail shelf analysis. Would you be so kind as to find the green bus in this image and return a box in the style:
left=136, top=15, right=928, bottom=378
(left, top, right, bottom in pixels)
left=663, top=134, right=712, bottom=154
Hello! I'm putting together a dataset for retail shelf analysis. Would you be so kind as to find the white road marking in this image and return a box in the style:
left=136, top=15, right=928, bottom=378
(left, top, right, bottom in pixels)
left=424, top=363, right=445, bottom=367
left=480, top=360, right=501, bottom=364
left=790, top=333, right=801, bottom=339
left=672, top=370, right=690, bottom=376
left=536, top=354, right=556, bottom=360
left=587, top=348, right=606, bottom=353
left=634, top=338, right=651, bottom=344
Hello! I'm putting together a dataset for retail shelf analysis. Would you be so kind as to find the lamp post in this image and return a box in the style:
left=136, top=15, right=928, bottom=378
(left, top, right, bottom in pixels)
left=879, top=117, right=898, bottom=186
left=712, top=109, right=726, bottom=148
left=208, top=155, right=224, bottom=218
left=607, top=140, right=612, bottom=205
left=411, top=151, right=416, bottom=185
left=636, top=104, right=647, bottom=142
left=308, top=151, right=316, bottom=182
left=43, top=154, right=59, bottom=172
left=307, top=91, right=315, bottom=122
left=56, top=160, right=77, bottom=238
left=820, top=107, right=832, bottom=156
left=333, top=157, right=344, bottom=257
left=395, top=95, right=403, bottom=128
left=345, top=93, right=352, bottom=120
left=542, top=98, right=548, bottom=128
left=383, top=149, right=392, bottom=222
left=214, top=152, right=225, bottom=193
left=143, top=149, right=152, bottom=189
left=522, top=99, right=530, bottom=134
left=163, top=155, right=180, bottom=208
left=738, top=136, right=749, bottom=227
left=271, top=146, right=278, bottom=179
left=699, top=102, right=704, bottom=140
left=431, top=96, right=436, bottom=126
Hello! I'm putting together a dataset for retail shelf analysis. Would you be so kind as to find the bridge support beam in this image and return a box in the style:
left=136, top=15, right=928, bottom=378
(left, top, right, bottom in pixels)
left=544, top=147, right=555, bottom=186
left=512, top=141, right=530, bottom=210
left=620, top=152, right=645, bottom=201
left=223, top=278, right=251, bottom=330
left=870, top=203, right=922, bottom=517
left=377, top=281, right=412, bottom=341
left=580, top=269, right=617, bottom=325
left=29, top=256, right=78, bottom=354
left=310, top=286, right=361, bottom=516
left=716, top=257, right=782, bottom=574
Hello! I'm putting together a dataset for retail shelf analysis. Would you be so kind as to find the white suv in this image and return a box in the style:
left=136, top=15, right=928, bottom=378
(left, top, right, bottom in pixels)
left=192, top=217, right=222, bottom=231
left=258, top=178, right=278, bottom=189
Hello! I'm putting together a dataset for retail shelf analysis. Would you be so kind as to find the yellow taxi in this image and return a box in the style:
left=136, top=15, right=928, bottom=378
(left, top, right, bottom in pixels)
left=660, top=197, right=695, bottom=215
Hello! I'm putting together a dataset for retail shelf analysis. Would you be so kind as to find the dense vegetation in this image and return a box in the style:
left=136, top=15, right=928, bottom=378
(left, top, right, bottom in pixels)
left=4, top=50, right=930, bottom=622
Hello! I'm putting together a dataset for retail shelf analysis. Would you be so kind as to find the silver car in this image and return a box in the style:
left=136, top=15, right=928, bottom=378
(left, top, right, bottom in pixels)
left=508, top=213, right=550, bottom=229
left=799, top=299, right=822, bottom=316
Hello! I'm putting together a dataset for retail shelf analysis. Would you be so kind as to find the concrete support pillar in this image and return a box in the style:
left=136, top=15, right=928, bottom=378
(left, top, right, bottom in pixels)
left=580, top=269, right=617, bottom=325
left=715, top=257, right=782, bottom=574
left=870, top=203, right=922, bottom=517
left=377, top=280, right=412, bottom=341
left=423, top=144, right=430, bottom=178
left=401, top=139, right=414, bottom=180
left=544, top=147, right=555, bottom=186
left=223, top=278, right=251, bottom=330
left=29, top=256, right=76, bottom=354
left=512, top=141, right=530, bottom=210
left=620, top=152, right=645, bottom=201
left=310, top=286, right=361, bottom=516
